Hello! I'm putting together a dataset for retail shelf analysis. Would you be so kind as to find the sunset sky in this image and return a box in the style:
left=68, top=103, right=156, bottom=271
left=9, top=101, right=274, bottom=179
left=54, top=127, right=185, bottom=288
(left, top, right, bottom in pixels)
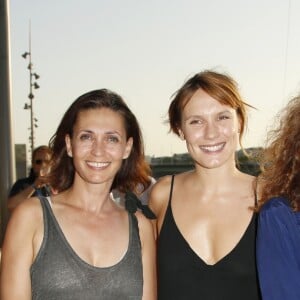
left=9, top=0, right=300, bottom=158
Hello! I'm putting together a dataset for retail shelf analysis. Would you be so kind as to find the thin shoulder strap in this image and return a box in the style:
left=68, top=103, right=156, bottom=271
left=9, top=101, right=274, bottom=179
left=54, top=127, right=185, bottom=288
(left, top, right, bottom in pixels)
left=253, top=177, right=258, bottom=207
left=125, top=191, right=156, bottom=219
left=168, top=175, right=175, bottom=205
left=45, top=196, right=52, bottom=207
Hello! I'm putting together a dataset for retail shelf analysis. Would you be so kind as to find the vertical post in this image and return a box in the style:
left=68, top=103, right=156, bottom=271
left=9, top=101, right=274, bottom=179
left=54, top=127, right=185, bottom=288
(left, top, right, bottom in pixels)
left=28, top=23, right=34, bottom=154
left=0, top=0, right=15, bottom=245
left=23, top=22, right=39, bottom=157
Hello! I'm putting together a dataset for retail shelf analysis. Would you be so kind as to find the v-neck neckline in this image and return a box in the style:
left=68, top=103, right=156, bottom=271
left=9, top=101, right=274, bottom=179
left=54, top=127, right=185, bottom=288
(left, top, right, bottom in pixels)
left=41, top=196, right=132, bottom=270
left=169, top=201, right=255, bottom=267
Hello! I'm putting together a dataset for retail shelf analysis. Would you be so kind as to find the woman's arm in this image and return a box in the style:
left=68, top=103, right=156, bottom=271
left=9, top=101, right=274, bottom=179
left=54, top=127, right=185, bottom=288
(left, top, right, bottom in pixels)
left=0, top=199, right=42, bottom=299
left=136, top=212, right=157, bottom=300
left=257, top=197, right=300, bottom=300
left=148, top=175, right=172, bottom=236
left=7, top=184, right=36, bottom=212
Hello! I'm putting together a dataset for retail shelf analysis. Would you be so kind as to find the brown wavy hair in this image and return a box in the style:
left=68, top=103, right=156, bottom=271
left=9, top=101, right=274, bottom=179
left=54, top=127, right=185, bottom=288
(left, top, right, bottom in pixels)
left=47, top=89, right=151, bottom=194
left=258, top=95, right=300, bottom=211
left=168, top=70, right=254, bottom=148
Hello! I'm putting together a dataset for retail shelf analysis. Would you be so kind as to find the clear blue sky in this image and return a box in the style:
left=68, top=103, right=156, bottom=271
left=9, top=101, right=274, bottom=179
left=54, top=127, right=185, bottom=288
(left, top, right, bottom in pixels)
left=9, top=0, right=300, bottom=158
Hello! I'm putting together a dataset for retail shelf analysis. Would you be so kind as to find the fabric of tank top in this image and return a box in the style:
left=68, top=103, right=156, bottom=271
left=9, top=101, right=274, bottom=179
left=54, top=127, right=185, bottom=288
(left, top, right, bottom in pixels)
left=30, top=196, right=143, bottom=300
left=157, top=175, right=261, bottom=300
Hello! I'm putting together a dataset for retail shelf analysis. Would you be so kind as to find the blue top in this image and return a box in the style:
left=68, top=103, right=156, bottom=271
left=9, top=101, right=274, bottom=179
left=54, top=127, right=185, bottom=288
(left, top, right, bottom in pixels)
left=257, top=197, right=300, bottom=299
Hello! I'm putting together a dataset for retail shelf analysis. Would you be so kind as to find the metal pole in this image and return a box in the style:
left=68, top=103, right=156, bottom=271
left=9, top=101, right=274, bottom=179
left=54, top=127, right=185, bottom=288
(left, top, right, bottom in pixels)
left=24, top=21, right=39, bottom=157
left=28, top=23, right=34, bottom=154
left=0, top=0, right=15, bottom=246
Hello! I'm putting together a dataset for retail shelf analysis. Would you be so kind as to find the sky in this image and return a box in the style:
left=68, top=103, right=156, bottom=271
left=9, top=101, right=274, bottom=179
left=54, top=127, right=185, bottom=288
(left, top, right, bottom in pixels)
left=8, top=0, right=300, bottom=158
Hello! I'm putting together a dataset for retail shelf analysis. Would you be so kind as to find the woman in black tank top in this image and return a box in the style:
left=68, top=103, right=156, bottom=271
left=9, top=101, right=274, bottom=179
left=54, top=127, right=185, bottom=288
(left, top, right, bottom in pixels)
left=149, top=70, right=261, bottom=300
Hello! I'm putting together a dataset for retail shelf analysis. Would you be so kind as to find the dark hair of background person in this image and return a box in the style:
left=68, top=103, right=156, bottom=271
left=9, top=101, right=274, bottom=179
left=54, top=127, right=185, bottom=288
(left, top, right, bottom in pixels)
left=168, top=70, right=255, bottom=149
left=258, top=95, right=300, bottom=211
left=47, top=89, right=151, bottom=194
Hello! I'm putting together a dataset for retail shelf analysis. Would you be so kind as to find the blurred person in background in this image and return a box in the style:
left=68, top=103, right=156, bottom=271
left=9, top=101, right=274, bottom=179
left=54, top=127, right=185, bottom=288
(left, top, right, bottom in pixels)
left=7, top=145, right=52, bottom=212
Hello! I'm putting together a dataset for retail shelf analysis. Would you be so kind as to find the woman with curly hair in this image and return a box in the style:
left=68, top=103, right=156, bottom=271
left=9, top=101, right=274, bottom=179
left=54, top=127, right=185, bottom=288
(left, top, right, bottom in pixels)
left=257, top=95, right=300, bottom=299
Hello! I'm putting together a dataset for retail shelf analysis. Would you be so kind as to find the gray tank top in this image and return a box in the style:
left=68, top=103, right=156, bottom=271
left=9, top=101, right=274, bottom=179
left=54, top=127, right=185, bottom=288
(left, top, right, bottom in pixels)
left=30, top=196, right=143, bottom=300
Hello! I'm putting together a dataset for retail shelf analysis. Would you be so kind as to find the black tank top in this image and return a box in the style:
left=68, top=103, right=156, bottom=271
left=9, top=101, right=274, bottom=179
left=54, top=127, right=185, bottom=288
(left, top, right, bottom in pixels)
left=157, top=175, right=261, bottom=300
left=30, top=196, right=143, bottom=300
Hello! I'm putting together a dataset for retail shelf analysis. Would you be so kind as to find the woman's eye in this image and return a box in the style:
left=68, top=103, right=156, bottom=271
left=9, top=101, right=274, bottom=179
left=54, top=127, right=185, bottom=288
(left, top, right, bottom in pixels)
left=190, top=119, right=202, bottom=125
left=79, top=134, right=92, bottom=141
left=219, top=115, right=230, bottom=120
left=107, top=136, right=119, bottom=143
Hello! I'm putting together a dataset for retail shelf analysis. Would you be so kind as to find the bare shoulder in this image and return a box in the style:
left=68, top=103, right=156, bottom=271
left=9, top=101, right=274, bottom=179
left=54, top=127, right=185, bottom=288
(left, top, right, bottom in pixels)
left=5, top=197, right=43, bottom=248
left=2, top=197, right=43, bottom=264
left=8, top=197, right=43, bottom=230
left=148, top=175, right=173, bottom=212
left=237, top=171, right=257, bottom=189
left=135, top=211, right=153, bottom=230
left=151, top=174, right=173, bottom=192
left=234, top=172, right=259, bottom=207
left=134, top=211, right=155, bottom=242
left=0, top=197, right=44, bottom=298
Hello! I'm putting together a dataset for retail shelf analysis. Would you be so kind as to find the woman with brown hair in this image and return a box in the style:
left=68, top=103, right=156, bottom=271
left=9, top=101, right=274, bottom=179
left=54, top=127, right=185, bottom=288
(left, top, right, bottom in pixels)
left=149, top=70, right=261, bottom=299
left=257, top=95, right=300, bottom=299
left=1, top=89, right=156, bottom=299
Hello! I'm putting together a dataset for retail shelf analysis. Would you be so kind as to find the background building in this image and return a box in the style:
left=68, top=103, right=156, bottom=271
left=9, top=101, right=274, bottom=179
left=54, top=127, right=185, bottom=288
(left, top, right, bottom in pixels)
left=150, top=147, right=262, bottom=179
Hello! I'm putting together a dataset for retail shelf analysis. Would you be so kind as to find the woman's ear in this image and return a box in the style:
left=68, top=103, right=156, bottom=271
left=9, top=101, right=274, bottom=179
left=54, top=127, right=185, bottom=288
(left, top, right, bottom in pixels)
left=65, top=135, right=73, bottom=157
left=123, top=137, right=133, bottom=159
left=237, top=118, right=242, bottom=134
left=178, top=129, right=185, bottom=140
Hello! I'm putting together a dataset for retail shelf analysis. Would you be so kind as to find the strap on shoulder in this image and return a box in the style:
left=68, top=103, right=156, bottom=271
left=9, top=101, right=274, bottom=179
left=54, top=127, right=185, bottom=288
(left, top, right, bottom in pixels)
left=125, top=191, right=156, bottom=219
left=168, top=175, right=175, bottom=204
left=253, top=177, right=258, bottom=207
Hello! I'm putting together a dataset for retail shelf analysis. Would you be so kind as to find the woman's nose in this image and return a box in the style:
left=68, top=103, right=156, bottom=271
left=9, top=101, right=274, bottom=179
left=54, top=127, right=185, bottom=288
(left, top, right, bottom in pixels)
left=91, top=138, right=105, bottom=155
left=204, top=122, right=219, bottom=139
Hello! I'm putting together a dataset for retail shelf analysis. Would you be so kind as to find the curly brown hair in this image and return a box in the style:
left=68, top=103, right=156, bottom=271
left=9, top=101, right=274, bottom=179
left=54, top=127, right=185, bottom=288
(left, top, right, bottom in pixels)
left=258, top=95, right=300, bottom=211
